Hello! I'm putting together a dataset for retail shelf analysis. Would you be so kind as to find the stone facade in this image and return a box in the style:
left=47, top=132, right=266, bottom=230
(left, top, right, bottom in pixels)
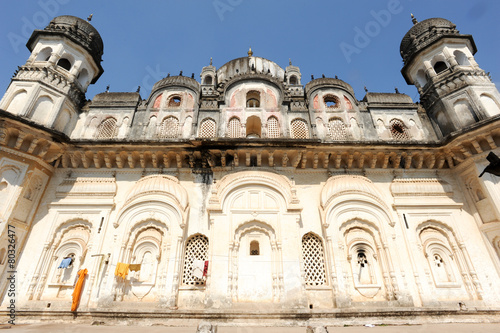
left=1, top=15, right=500, bottom=321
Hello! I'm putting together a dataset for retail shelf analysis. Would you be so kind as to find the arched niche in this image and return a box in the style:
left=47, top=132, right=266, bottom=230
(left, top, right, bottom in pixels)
left=229, top=220, right=282, bottom=302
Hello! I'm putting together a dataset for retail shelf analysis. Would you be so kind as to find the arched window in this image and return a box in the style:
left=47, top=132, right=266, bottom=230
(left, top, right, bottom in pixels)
left=267, top=116, right=280, bottom=138
left=182, top=234, right=209, bottom=286
left=250, top=241, right=260, bottom=255
left=57, top=58, right=72, bottom=71
left=199, top=118, right=217, bottom=138
left=168, top=96, right=182, bottom=108
left=203, top=75, right=213, bottom=85
left=77, top=68, right=89, bottom=87
left=454, top=50, right=470, bottom=66
left=159, top=116, right=179, bottom=138
left=246, top=90, right=260, bottom=108
left=434, top=61, right=448, bottom=75
left=228, top=117, right=242, bottom=138
left=328, top=117, right=347, bottom=140
left=36, top=47, right=52, bottom=62
left=324, top=95, right=340, bottom=109
left=389, top=119, right=411, bottom=141
left=302, top=233, right=326, bottom=286
left=289, top=75, right=298, bottom=85
left=246, top=115, right=261, bottom=138
left=290, top=118, right=309, bottom=139
left=356, top=249, right=372, bottom=284
left=96, top=117, right=117, bottom=139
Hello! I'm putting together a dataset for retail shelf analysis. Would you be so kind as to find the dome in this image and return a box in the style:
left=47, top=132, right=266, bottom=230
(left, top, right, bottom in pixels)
left=150, top=76, right=200, bottom=97
left=305, top=77, right=356, bottom=99
left=216, top=56, right=286, bottom=82
left=125, top=175, right=188, bottom=209
left=320, top=175, right=385, bottom=208
left=400, top=17, right=469, bottom=65
left=27, top=15, right=104, bottom=80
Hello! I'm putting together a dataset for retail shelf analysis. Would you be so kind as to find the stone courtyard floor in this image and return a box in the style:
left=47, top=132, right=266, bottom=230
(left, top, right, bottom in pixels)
left=2, top=323, right=500, bottom=332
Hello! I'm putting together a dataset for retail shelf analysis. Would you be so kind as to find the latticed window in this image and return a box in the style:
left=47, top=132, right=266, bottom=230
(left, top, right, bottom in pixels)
left=182, top=234, right=209, bottom=286
left=302, top=233, right=327, bottom=286
left=390, top=119, right=411, bottom=141
left=96, top=117, right=117, bottom=139
left=198, top=118, right=217, bottom=138
left=328, top=117, right=347, bottom=140
left=267, top=116, right=280, bottom=138
left=291, top=118, right=309, bottom=139
left=159, top=116, right=179, bottom=139
left=228, top=117, right=242, bottom=138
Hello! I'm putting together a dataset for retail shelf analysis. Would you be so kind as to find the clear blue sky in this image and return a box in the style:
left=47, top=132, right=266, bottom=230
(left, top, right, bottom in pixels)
left=1, top=0, right=499, bottom=103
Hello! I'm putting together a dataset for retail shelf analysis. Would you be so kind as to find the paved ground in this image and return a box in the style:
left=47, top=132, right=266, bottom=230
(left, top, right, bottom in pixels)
left=2, top=323, right=499, bottom=332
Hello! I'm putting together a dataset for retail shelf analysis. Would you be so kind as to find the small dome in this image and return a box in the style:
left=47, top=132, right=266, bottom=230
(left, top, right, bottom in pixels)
left=125, top=175, right=188, bottom=209
left=217, top=56, right=286, bottom=82
left=305, top=77, right=356, bottom=99
left=400, top=17, right=460, bottom=64
left=27, top=15, right=104, bottom=81
left=150, top=76, right=200, bottom=97
left=320, top=175, right=383, bottom=208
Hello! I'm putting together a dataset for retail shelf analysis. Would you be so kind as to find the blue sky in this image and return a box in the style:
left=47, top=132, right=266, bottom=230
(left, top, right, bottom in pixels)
left=1, top=0, right=499, bottom=103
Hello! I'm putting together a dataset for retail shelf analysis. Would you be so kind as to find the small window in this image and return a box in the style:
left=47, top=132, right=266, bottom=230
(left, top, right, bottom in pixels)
left=57, top=58, right=72, bottom=71
left=203, top=75, right=213, bottom=85
left=434, top=61, right=448, bottom=75
left=289, top=75, right=298, bottom=85
left=324, top=95, right=340, bottom=108
left=246, top=91, right=260, bottom=108
left=357, top=251, right=368, bottom=267
left=0, top=181, right=7, bottom=191
left=250, top=241, right=260, bottom=255
left=168, top=96, right=182, bottom=107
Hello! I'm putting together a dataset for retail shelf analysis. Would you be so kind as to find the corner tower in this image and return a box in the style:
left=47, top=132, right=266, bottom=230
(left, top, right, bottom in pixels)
left=0, top=15, right=104, bottom=136
left=400, top=16, right=500, bottom=137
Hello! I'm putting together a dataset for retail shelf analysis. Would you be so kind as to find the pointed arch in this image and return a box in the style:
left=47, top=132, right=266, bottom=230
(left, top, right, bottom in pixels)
left=228, top=116, right=242, bottom=138
left=182, top=234, right=209, bottom=286
left=267, top=116, right=280, bottom=138
left=198, top=118, right=217, bottom=138
left=96, top=117, right=118, bottom=139
left=159, top=116, right=179, bottom=139
left=302, top=232, right=327, bottom=286
left=290, top=118, right=309, bottom=139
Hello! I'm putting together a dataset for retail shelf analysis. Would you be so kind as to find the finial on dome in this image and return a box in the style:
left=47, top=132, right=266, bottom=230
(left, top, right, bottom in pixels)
left=87, top=14, right=93, bottom=22
left=210, top=57, right=213, bottom=66
left=411, top=13, right=418, bottom=25
left=248, top=47, right=253, bottom=57
left=289, top=58, right=292, bottom=66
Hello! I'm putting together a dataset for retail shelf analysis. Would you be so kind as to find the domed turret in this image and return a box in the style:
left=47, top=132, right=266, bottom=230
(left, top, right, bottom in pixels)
left=400, top=15, right=500, bottom=137
left=0, top=15, right=105, bottom=136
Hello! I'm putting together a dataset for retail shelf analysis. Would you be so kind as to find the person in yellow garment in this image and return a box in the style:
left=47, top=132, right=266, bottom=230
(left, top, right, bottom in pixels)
left=71, top=268, right=88, bottom=312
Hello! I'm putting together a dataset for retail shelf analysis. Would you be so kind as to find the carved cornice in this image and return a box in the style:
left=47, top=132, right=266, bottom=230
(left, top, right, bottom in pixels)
left=13, top=65, right=86, bottom=106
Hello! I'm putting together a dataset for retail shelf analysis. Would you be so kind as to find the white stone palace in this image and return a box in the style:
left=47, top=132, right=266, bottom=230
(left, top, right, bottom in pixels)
left=1, top=15, right=500, bottom=324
